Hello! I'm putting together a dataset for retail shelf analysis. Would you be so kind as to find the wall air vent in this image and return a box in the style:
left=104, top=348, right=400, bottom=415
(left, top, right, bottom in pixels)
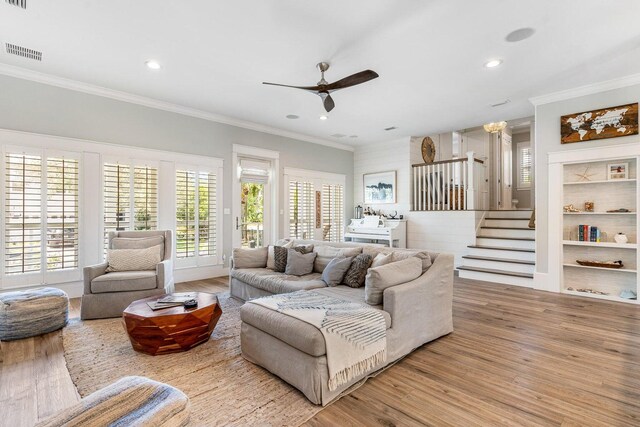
left=5, top=0, right=26, bottom=9
left=384, top=126, right=398, bottom=131
left=5, top=43, right=41, bottom=61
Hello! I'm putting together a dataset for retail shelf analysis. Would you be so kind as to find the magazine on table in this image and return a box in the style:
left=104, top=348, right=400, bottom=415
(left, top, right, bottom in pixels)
left=157, top=293, right=196, bottom=304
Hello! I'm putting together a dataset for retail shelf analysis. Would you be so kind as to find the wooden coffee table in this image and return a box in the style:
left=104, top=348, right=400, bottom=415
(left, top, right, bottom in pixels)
left=122, top=292, right=223, bottom=356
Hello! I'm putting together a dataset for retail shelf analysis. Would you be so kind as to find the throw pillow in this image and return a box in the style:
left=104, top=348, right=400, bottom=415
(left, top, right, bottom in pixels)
left=267, top=241, right=293, bottom=269
left=365, top=257, right=422, bottom=305
left=342, top=253, right=373, bottom=288
left=273, top=244, right=311, bottom=272
left=284, top=249, right=317, bottom=276
left=371, top=252, right=393, bottom=268
left=321, top=256, right=354, bottom=286
left=106, top=244, right=162, bottom=272
left=391, top=249, right=433, bottom=272
left=111, top=235, right=165, bottom=259
left=232, top=247, right=268, bottom=269
left=313, top=246, right=362, bottom=273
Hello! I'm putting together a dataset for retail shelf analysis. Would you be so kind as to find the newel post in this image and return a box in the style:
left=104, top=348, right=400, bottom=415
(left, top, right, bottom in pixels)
left=466, top=151, right=475, bottom=210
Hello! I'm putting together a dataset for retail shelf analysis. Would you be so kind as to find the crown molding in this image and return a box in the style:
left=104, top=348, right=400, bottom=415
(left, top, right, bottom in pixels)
left=529, top=73, right=640, bottom=106
left=0, top=63, right=355, bottom=152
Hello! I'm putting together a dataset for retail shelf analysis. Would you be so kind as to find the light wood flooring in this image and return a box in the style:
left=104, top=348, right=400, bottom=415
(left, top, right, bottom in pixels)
left=1, top=277, right=639, bottom=426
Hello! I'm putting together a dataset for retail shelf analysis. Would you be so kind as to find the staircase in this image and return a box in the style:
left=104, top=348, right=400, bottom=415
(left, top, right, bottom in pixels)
left=458, top=210, right=535, bottom=287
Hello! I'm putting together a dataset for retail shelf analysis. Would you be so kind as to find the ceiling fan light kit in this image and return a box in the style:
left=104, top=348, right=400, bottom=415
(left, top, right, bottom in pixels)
left=263, top=62, right=379, bottom=112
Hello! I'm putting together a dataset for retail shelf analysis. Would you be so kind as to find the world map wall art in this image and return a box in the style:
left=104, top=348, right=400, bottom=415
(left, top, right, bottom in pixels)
left=560, top=102, right=638, bottom=144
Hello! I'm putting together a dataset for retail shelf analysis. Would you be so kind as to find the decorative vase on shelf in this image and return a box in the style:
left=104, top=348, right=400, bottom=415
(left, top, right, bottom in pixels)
left=614, top=233, right=628, bottom=244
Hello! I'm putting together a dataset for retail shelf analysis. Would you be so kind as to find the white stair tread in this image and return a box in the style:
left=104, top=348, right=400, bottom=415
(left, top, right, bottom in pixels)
left=477, top=235, right=535, bottom=241
left=462, top=255, right=535, bottom=265
left=467, top=244, right=535, bottom=253
left=457, top=265, right=534, bottom=279
left=481, top=226, right=534, bottom=230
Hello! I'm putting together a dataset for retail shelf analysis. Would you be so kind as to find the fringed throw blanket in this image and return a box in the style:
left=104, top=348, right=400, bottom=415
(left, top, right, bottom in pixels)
left=248, top=290, right=387, bottom=391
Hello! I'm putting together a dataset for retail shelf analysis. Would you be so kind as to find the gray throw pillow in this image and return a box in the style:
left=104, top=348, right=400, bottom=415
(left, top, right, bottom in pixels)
left=322, top=256, right=354, bottom=286
left=342, top=253, right=373, bottom=288
left=274, top=245, right=313, bottom=272
left=285, top=249, right=317, bottom=276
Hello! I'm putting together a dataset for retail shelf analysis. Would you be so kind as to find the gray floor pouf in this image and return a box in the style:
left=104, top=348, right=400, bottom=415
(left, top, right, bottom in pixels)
left=0, top=287, right=69, bottom=341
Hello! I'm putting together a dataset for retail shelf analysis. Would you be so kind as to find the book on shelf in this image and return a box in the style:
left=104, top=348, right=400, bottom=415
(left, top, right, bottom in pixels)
left=577, top=225, right=600, bottom=242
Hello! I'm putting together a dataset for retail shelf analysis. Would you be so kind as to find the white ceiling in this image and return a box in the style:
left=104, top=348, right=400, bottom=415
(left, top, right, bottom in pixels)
left=1, top=0, right=640, bottom=147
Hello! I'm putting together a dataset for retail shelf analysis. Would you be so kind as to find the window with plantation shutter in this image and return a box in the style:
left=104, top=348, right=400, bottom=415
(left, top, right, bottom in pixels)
left=4, top=153, right=42, bottom=275
left=288, top=180, right=314, bottom=240
left=175, top=169, right=217, bottom=260
left=134, top=166, right=158, bottom=230
left=517, top=143, right=532, bottom=189
left=103, top=163, right=131, bottom=250
left=322, top=183, right=344, bottom=242
left=198, top=172, right=217, bottom=256
left=46, top=157, right=79, bottom=271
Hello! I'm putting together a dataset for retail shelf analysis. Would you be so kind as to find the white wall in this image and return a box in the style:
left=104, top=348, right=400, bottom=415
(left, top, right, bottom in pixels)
left=534, top=82, right=640, bottom=277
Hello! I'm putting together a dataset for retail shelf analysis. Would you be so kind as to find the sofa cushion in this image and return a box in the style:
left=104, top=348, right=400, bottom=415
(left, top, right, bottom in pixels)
left=342, top=254, right=373, bottom=288
left=232, top=247, right=268, bottom=269
left=313, top=246, right=362, bottom=273
left=321, top=256, right=353, bottom=286
left=106, top=245, right=162, bottom=272
left=231, top=268, right=326, bottom=295
left=364, top=247, right=433, bottom=271
left=111, top=236, right=165, bottom=260
left=91, top=271, right=157, bottom=294
left=240, top=290, right=390, bottom=358
left=371, top=252, right=393, bottom=268
left=365, top=257, right=422, bottom=305
left=285, top=249, right=317, bottom=276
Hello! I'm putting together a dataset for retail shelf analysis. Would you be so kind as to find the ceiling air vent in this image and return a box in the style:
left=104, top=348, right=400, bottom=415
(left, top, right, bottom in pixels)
left=330, top=133, right=346, bottom=138
left=384, top=126, right=398, bottom=131
left=5, top=0, right=26, bottom=9
left=5, top=43, right=41, bottom=61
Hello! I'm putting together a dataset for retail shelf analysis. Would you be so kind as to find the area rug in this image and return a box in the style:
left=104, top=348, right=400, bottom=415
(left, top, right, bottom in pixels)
left=62, top=293, right=323, bottom=426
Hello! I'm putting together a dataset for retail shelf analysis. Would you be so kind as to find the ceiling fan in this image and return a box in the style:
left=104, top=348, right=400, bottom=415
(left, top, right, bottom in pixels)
left=262, top=62, right=379, bottom=113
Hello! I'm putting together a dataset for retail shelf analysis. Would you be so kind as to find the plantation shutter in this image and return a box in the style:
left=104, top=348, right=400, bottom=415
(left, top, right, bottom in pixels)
left=289, top=180, right=314, bottom=239
left=133, top=166, right=158, bottom=231
left=46, top=157, right=79, bottom=271
left=198, top=171, right=217, bottom=256
left=176, top=169, right=196, bottom=259
left=103, top=163, right=131, bottom=251
left=321, top=183, right=344, bottom=242
left=519, top=145, right=532, bottom=188
left=4, top=153, right=42, bottom=274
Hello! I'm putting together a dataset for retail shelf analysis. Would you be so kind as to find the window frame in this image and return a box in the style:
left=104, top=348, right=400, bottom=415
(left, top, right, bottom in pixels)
left=516, top=141, right=532, bottom=190
left=1, top=145, right=83, bottom=288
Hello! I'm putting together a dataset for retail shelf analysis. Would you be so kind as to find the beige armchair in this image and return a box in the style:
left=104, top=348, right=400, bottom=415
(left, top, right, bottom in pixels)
left=81, top=230, right=174, bottom=320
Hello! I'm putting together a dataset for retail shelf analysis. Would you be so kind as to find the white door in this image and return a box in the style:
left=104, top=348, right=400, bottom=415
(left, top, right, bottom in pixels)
left=500, top=132, right=513, bottom=210
left=233, top=157, right=272, bottom=248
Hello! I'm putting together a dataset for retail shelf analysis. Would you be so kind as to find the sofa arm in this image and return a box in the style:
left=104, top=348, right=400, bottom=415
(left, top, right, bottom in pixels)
left=157, top=259, right=174, bottom=290
left=83, top=263, right=109, bottom=295
left=383, top=253, right=454, bottom=353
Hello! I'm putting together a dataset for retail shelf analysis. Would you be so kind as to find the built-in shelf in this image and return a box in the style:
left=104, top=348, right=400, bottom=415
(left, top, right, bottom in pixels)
left=562, top=263, right=637, bottom=273
left=564, top=178, right=636, bottom=185
left=563, top=212, right=636, bottom=215
left=562, top=289, right=636, bottom=303
left=562, top=240, right=637, bottom=249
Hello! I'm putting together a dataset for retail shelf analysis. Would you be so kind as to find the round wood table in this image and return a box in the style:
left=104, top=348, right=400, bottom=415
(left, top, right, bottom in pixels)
left=122, top=292, right=222, bottom=356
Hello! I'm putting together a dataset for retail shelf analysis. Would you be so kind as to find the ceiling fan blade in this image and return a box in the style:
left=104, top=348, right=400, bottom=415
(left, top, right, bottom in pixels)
left=321, top=92, right=335, bottom=112
left=262, top=82, right=321, bottom=92
left=325, top=70, right=379, bottom=91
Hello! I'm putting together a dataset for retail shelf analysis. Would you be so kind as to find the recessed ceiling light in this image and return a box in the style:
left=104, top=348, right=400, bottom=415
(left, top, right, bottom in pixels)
left=145, top=60, right=161, bottom=70
left=484, top=59, right=502, bottom=68
left=505, top=27, right=535, bottom=43
left=319, top=115, right=328, bottom=121
left=286, top=114, right=299, bottom=119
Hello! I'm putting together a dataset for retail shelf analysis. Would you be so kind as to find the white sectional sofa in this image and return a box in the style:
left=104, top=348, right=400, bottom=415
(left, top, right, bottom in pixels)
left=231, top=239, right=454, bottom=405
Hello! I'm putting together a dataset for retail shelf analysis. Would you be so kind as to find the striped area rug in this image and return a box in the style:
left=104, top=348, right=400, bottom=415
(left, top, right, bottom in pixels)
left=62, top=293, right=322, bottom=426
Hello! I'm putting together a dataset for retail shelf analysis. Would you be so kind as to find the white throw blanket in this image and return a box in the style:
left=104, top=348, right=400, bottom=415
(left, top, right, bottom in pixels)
left=248, top=290, right=387, bottom=391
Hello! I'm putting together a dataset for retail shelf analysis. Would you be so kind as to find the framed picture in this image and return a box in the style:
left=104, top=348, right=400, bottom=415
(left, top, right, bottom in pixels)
left=560, top=103, right=638, bottom=144
left=607, top=162, right=628, bottom=180
left=364, top=171, right=396, bottom=204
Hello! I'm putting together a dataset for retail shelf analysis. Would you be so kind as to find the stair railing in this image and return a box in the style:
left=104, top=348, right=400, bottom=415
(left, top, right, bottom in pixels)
left=412, top=151, right=484, bottom=211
